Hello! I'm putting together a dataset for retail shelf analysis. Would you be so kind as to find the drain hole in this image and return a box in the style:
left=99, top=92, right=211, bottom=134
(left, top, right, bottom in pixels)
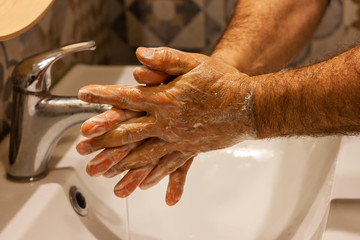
left=69, top=186, right=88, bottom=216
left=76, top=192, right=86, bottom=209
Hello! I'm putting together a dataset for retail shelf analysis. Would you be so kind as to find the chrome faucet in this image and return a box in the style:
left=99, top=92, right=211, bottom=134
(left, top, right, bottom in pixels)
left=7, top=41, right=110, bottom=182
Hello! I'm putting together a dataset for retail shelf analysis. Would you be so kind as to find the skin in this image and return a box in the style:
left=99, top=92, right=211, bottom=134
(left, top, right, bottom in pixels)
left=212, top=0, right=328, bottom=75
left=77, top=0, right=330, bottom=205
left=77, top=44, right=360, bottom=204
left=77, top=49, right=256, bottom=204
left=254, top=46, right=360, bottom=137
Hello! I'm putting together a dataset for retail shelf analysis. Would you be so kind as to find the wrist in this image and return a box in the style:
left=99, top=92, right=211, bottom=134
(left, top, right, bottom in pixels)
left=230, top=74, right=259, bottom=140
left=211, top=47, right=270, bottom=76
left=211, top=48, right=252, bottom=74
left=211, top=49, right=239, bottom=68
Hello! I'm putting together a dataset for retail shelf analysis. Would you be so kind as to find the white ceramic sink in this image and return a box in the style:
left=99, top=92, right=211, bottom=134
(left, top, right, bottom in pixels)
left=323, top=199, right=360, bottom=240
left=127, top=137, right=341, bottom=240
left=0, top=64, right=349, bottom=240
left=0, top=66, right=135, bottom=240
left=322, top=136, right=360, bottom=240
left=0, top=136, right=130, bottom=240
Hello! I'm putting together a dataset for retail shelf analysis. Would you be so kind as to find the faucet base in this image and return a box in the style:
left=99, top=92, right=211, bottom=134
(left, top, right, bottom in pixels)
left=6, top=170, right=48, bottom=183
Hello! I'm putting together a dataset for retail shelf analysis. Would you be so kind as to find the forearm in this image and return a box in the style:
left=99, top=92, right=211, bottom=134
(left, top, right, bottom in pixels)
left=212, top=0, right=327, bottom=75
left=253, top=45, right=360, bottom=138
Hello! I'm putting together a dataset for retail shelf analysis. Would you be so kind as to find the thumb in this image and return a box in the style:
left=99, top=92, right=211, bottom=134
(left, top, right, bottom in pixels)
left=136, top=47, right=207, bottom=76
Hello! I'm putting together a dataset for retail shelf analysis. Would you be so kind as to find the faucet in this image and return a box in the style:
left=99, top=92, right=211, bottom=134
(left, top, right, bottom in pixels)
left=7, top=41, right=110, bottom=182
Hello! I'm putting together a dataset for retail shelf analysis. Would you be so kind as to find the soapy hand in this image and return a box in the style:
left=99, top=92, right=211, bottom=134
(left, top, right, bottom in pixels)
left=76, top=47, right=256, bottom=204
left=78, top=107, right=195, bottom=206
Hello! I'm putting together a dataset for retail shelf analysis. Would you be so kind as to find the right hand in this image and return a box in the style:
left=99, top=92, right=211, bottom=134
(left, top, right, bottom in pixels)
left=79, top=49, right=198, bottom=206
left=77, top=47, right=257, bottom=204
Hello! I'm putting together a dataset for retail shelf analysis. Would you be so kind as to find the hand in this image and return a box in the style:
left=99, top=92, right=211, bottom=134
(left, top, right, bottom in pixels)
left=77, top=69, right=194, bottom=206
left=78, top=108, right=196, bottom=206
left=77, top=47, right=256, bottom=204
left=78, top=51, right=196, bottom=205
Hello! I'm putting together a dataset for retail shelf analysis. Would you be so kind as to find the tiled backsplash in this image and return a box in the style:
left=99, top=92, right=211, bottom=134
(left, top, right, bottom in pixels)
left=0, top=0, right=359, bottom=140
left=0, top=0, right=113, bottom=140
left=107, top=0, right=237, bottom=63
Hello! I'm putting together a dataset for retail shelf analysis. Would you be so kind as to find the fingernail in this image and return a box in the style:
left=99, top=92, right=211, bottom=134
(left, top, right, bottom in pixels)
left=139, top=176, right=159, bottom=190
left=114, top=181, right=137, bottom=198
left=103, top=169, right=117, bottom=178
left=166, top=184, right=183, bottom=206
left=84, top=124, right=105, bottom=138
left=87, top=159, right=112, bottom=177
left=139, top=181, right=154, bottom=190
left=76, top=142, right=93, bottom=155
left=139, top=48, right=154, bottom=60
left=78, top=89, right=93, bottom=101
left=114, top=186, right=128, bottom=198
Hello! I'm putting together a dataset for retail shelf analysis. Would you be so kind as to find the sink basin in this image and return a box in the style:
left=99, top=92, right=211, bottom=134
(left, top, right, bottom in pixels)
left=0, top=66, right=135, bottom=240
left=127, top=137, right=340, bottom=240
left=0, top=126, right=129, bottom=240
left=322, top=136, right=360, bottom=240
left=0, top=64, right=344, bottom=240
left=323, top=199, right=360, bottom=240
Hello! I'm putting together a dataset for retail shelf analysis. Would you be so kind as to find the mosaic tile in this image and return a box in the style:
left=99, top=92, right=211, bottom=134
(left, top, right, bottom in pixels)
left=0, top=119, right=10, bottom=140
left=113, top=11, right=128, bottom=43
left=205, top=0, right=225, bottom=27
left=0, top=42, right=17, bottom=140
left=204, top=12, right=222, bottom=51
left=170, top=13, right=205, bottom=50
left=117, top=0, right=125, bottom=6
left=313, top=0, right=343, bottom=39
left=350, top=0, right=360, bottom=30
left=0, top=63, right=3, bottom=95
left=0, top=0, right=113, bottom=140
left=128, top=0, right=201, bottom=44
left=0, top=0, right=359, bottom=141
left=224, top=0, right=238, bottom=22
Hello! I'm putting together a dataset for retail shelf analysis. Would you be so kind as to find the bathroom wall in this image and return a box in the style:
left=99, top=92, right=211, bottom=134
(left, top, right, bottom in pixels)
left=0, top=0, right=360, bottom=141
left=106, top=0, right=238, bottom=64
left=0, top=0, right=237, bottom=141
left=0, top=0, right=113, bottom=140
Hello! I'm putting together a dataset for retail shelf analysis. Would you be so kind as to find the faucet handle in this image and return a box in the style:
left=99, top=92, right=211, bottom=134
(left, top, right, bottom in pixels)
left=12, top=40, right=96, bottom=93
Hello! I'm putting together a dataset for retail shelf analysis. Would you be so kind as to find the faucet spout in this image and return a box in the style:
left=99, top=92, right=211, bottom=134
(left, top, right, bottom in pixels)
left=8, top=93, right=110, bottom=182
left=38, top=95, right=110, bottom=117
left=7, top=41, right=108, bottom=182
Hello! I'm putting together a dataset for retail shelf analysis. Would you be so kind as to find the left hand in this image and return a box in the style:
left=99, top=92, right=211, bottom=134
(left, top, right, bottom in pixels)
left=78, top=48, right=201, bottom=205
left=78, top=107, right=196, bottom=206
left=76, top=47, right=256, bottom=204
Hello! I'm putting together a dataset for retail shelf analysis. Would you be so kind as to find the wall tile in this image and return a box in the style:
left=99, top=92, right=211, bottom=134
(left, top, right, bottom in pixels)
left=109, top=0, right=234, bottom=63
left=1, top=0, right=360, bottom=141
left=0, top=0, right=113, bottom=140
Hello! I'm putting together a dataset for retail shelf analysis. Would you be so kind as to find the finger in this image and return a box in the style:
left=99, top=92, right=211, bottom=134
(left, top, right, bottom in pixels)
left=81, top=108, right=144, bottom=138
left=136, top=47, right=207, bottom=75
left=78, top=84, right=152, bottom=111
left=76, top=116, right=157, bottom=155
left=166, top=158, right=194, bottom=206
left=113, top=163, right=157, bottom=198
left=103, top=138, right=173, bottom=178
left=86, top=142, right=141, bottom=177
left=133, top=66, right=170, bottom=86
left=139, top=151, right=195, bottom=190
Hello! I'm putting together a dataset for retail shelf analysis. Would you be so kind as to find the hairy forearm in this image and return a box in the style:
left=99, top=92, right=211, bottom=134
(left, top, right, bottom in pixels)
left=252, top=45, right=360, bottom=138
left=212, top=0, right=327, bottom=75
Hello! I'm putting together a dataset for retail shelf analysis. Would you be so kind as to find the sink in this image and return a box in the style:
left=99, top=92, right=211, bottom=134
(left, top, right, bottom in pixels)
left=0, top=125, right=129, bottom=240
left=322, top=136, right=360, bottom=240
left=0, top=65, right=134, bottom=240
left=127, top=137, right=340, bottom=240
left=323, top=199, right=360, bottom=240
left=0, top=64, right=344, bottom=240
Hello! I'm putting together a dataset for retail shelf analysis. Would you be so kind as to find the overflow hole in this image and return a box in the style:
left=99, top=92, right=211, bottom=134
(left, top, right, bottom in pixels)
left=69, top=186, right=88, bottom=216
